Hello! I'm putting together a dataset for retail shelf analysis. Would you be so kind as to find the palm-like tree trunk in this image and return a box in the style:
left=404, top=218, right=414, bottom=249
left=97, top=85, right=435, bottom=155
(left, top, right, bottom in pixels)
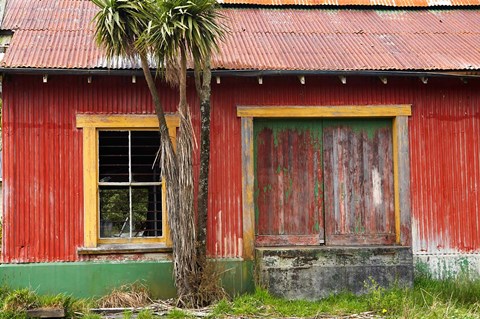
left=139, top=54, right=174, bottom=148
left=194, top=59, right=212, bottom=268
left=174, top=44, right=197, bottom=306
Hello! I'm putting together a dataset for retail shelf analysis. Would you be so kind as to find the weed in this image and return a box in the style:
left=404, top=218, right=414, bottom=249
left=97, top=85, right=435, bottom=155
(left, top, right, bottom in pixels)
left=363, top=276, right=385, bottom=309
left=0, top=311, right=28, bottom=319
left=80, top=313, right=102, bottom=319
left=2, top=288, right=39, bottom=312
left=1, top=276, right=480, bottom=318
left=137, top=309, right=156, bottom=319
left=211, top=299, right=232, bottom=317
left=167, top=309, right=193, bottom=318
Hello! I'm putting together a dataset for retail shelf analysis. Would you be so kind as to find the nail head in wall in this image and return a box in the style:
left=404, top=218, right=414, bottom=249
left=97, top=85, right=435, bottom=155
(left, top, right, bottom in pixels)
left=216, top=76, right=221, bottom=84
left=379, top=76, right=387, bottom=85
left=132, top=75, right=136, bottom=83
left=339, top=76, right=347, bottom=84
left=42, top=74, right=48, bottom=83
left=258, top=76, right=263, bottom=85
left=298, top=75, right=305, bottom=85
left=87, top=76, right=92, bottom=84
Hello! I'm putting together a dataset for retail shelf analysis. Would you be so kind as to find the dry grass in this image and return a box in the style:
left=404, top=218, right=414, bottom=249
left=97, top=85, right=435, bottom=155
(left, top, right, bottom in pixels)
left=97, top=283, right=152, bottom=308
left=184, top=260, right=228, bottom=308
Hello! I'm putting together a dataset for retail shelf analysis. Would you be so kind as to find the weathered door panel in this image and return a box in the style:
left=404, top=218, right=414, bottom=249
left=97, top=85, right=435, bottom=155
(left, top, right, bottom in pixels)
left=323, top=119, right=395, bottom=245
left=254, top=120, right=324, bottom=246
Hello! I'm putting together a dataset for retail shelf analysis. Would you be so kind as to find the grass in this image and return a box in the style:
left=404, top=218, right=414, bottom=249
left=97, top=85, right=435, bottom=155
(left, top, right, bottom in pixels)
left=208, top=276, right=480, bottom=318
left=0, top=276, right=479, bottom=318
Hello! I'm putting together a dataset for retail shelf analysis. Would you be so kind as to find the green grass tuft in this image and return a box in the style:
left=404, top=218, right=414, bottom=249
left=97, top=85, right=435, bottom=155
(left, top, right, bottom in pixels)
left=167, top=308, right=193, bottom=318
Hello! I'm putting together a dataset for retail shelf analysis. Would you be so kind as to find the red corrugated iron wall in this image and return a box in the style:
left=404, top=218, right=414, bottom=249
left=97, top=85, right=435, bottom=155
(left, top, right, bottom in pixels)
left=1, top=75, right=180, bottom=262
left=409, top=84, right=480, bottom=254
left=3, top=74, right=480, bottom=263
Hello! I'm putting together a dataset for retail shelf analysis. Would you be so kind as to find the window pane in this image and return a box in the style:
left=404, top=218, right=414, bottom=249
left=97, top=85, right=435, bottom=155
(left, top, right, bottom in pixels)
left=132, top=186, right=163, bottom=237
left=99, top=131, right=129, bottom=182
left=131, top=131, right=161, bottom=182
left=99, top=187, right=130, bottom=238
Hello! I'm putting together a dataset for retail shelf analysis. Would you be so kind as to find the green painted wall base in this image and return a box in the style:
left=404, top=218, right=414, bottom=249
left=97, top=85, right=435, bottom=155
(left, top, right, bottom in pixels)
left=0, top=260, right=254, bottom=299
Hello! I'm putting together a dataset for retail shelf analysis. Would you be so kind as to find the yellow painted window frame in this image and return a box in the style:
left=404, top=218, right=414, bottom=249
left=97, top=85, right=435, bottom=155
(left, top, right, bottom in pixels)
left=76, top=114, right=179, bottom=248
left=237, top=105, right=412, bottom=260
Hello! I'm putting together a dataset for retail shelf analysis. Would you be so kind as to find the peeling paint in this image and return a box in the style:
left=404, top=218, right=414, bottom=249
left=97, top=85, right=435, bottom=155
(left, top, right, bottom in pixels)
left=372, top=168, right=382, bottom=207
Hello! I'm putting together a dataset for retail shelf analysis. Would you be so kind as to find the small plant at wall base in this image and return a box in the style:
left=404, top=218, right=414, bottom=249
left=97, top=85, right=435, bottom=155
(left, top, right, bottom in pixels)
left=91, top=0, right=226, bottom=308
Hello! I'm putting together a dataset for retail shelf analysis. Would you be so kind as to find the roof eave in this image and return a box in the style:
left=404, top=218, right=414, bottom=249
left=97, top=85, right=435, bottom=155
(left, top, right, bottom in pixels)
left=0, top=67, right=480, bottom=79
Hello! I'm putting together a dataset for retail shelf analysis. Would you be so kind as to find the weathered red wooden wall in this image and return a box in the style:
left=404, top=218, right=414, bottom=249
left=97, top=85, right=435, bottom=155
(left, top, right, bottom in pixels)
left=3, top=74, right=480, bottom=262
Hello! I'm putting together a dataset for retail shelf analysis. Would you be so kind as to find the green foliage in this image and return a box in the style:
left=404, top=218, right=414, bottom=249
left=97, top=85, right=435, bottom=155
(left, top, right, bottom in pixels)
left=137, top=309, right=156, bottom=319
left=209, top=278, right=480, bottom=318
left=0, top=288, right=98, bottom=319
left=2, top=288, right=39, bottom=312
left=142, top=0, right=225, bottom=67
left=80, top=313, right=103, bottom=319
left=210, top=299, right=232, bottom=317
left=0, top=311, right=28, bottom=319
left=91, top=0, right=153, bottom=58
left=167, top=309, right=193, bottom=318
left=100, top=188, right=150, bottom=237
left=1, top=278, right=480, bottom=318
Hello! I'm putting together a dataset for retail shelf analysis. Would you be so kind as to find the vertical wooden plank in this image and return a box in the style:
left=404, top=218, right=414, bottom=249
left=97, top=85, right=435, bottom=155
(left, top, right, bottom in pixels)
left=241, top=117, right=255, bottom=260
left=393, top=118, right=401, bottom=244
left=83, top=127, right=98, bottom=248
left=396, top=116, right=412, bottom=246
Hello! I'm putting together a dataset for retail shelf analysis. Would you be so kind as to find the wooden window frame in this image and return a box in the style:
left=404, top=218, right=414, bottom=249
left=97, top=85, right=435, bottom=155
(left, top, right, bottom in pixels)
left=237, top=105, right=412, bottom=260
left=76, top=114, right=179, bottom=248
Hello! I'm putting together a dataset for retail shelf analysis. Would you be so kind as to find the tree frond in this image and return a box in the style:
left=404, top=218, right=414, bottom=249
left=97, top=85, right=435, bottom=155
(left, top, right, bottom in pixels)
left=91, top=0, right=154, bottom=59
left=138, top=0, right=227, bottom=77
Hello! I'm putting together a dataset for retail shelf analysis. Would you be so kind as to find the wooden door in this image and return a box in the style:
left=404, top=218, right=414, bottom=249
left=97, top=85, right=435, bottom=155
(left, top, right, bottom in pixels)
left=254, top=119, right=324, bottom=246
left=323, top=119, right=395, bottom=245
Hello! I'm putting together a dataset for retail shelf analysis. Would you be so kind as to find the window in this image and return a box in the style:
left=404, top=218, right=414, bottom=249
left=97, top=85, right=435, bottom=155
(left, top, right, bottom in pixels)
left=99, top=131, right=162, bottom=239
left=77, top=114, right=179, bottom=248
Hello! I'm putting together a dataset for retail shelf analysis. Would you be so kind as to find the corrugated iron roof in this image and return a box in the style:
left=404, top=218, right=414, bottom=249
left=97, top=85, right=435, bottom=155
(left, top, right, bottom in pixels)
left=1, top=0, right=480, bottom=71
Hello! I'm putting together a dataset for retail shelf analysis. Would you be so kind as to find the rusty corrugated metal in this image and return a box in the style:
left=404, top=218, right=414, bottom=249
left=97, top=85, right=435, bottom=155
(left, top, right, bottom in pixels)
left=2, top=1, right=480, bottom=71
left=254, top=120, right=324, bottom=246
left=323, top=120, right=395, bottom=245
left=3, top=74, right=480, bottom=262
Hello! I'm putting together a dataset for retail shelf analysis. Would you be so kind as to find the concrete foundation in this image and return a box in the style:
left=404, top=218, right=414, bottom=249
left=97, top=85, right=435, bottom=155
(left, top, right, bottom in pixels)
left=256, top=246, right=413, bottom=300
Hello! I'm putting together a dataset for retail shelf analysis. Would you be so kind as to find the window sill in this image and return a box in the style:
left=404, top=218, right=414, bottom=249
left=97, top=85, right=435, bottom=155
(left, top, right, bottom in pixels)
left=77, top=244, right=172, bottom=255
